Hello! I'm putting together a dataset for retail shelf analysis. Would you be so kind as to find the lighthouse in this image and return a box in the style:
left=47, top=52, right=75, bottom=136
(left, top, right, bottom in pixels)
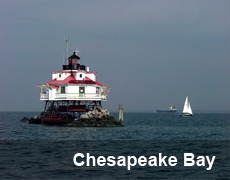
left=36, top=43, right=111, bottom=124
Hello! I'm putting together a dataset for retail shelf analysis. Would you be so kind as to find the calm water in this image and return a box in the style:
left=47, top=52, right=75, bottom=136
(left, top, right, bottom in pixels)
left=1, top=112, right=230, bottom=140
left=1, top=112, right=230, bottom=179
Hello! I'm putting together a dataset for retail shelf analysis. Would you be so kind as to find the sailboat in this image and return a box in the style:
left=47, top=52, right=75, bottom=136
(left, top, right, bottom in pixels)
left=179, top=96, right=193, bottom=116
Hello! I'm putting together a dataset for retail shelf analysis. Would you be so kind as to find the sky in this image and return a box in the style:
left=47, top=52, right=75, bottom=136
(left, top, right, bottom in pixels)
left=1, top=0, right=230, bottom=112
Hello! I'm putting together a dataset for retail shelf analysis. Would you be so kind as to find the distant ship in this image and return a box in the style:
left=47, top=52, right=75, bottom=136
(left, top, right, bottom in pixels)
left=156, top=105, right=177, bottom=113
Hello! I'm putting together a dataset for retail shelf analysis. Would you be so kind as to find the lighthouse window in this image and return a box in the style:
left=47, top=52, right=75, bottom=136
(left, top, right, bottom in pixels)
left=59, top=74, right=61, bottom=78
left=61, top=86, right=65, bottom=93
left=79, top=74, right=82, bottom=78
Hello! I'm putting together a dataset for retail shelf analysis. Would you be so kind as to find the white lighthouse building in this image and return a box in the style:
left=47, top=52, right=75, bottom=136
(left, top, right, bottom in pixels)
left=36, top=46, right=110, bottom=124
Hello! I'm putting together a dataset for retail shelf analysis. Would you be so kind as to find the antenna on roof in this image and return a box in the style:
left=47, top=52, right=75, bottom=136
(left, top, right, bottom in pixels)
left=75, top=47, right=81, bottom=55
left=64, top=37, right=69, bottom=60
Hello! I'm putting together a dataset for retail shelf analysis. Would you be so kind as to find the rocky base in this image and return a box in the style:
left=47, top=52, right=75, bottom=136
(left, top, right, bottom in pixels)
left=20, top=107, right=123, bottom=127
left=19, top=116, right=42, bottom=124
left=66, top=107, right=123, bottom=127
left=66, top=115, right=123, bottom=127
left=29, top=116, right=42, bottom=124
left=20, top=117, right=30, bottom=122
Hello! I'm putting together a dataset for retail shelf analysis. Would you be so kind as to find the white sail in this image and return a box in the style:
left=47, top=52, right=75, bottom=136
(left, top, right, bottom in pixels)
left=182, top=96, right=189, bottom=113
left=188, top=102, right=193, bottom=115
left=182, top=96, right=193, bottom=115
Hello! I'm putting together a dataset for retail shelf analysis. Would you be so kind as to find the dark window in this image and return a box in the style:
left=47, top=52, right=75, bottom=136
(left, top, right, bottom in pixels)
left=59, top=74, right=61, bottom=78
left=80, top=74, right=82, bottom=78
left=61, top=87, right=65, bottom=93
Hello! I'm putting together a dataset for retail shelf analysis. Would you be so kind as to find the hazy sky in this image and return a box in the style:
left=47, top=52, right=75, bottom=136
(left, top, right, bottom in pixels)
left=1, top=0, right=230, bottom=112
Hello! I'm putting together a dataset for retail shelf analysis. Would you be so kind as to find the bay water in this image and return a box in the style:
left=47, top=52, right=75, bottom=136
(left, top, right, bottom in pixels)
left=1, top=112, right=230, bottom=179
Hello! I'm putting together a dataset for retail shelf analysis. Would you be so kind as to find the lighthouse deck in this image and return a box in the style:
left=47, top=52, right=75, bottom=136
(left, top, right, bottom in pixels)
left=40, top=93, right=107, bottom=101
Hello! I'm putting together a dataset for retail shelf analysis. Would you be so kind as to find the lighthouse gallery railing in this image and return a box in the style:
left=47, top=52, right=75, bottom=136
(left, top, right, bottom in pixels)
left=55, top=93, right=101, bottom=99
left=40, top=93, right=107, bottom=100
left=40, top=93, right=106, bottom=100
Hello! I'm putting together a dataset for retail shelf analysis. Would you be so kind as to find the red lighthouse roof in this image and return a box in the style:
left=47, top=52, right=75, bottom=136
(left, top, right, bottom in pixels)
left=46, top=75, right=77, bottom=85
left=46, top=75, right=102, bottom=86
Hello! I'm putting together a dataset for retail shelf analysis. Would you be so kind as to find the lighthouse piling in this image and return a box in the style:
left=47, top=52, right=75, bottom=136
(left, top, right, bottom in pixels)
left=119, top=104, right=123, bottom=122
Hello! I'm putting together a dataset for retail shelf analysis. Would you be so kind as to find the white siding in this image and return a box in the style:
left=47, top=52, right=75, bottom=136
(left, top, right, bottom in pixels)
left=56, top=73, right=62, bottom=80
left=49, top=88, right=57, bottom=100
left=65, top=85, right=97, bottom=94
left=64, top=73, right=70, bottom=79
left=76, top=72, right=85, bottom=80
left=85, top=86, right=96, bottom=94
left=56, top=73, right=70, bottom=80
left=67, top=85, right=79, bottom=93
left=52, top=73, right=57, bottom=80
left=86, top=73, right=96, bottom=81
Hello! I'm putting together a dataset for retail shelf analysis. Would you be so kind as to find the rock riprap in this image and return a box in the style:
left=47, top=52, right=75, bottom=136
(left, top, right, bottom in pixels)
left=66, top=107, right=123, bottom=127
left=20, top=117, right=30, bottom=122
